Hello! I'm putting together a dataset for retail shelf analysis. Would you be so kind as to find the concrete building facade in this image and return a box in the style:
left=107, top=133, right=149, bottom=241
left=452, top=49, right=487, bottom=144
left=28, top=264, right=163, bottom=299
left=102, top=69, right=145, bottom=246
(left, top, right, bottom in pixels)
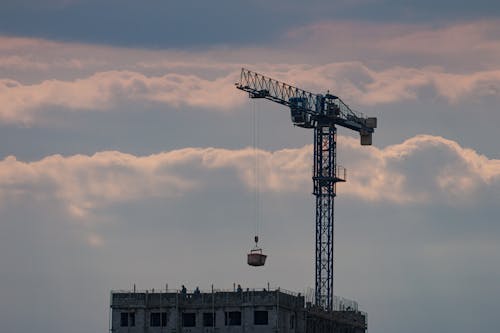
left=110, top=288, right=366, bottom=333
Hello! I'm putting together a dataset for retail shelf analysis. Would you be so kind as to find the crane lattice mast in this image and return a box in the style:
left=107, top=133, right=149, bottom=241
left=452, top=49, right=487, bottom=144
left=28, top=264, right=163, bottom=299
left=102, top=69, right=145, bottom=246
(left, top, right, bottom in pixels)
left=236, top=68, right=377, bottom=310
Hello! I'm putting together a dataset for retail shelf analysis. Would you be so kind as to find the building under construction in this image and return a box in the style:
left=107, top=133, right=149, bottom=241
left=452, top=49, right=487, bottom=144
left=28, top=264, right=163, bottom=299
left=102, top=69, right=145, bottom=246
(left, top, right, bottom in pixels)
left=110, top=287, right=366, bottom=333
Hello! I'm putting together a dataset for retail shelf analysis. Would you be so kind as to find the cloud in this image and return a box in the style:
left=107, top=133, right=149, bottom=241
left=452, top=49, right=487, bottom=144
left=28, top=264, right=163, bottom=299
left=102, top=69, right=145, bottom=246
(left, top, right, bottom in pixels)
left=2, top=64, right=500, bottom=124
left=258, top=63, right=500, bottom=105
left=1, top=19, right=500, bottom=125
left=2, top=19, right=500, bottom=73
left=0, top=151, right=196, bottom=217
left=0, top=70, right=244, bottom=124
left=1, top=135, right=499, bottom=219
left=0, top=146, right=315, bottom=218
left=340, top=134, right=500, bottom=203
left=0, top=36, right=54, bottom=51
left=0, top=35, right=230, bottom=73
left=286, top=19, right=500, bottom=69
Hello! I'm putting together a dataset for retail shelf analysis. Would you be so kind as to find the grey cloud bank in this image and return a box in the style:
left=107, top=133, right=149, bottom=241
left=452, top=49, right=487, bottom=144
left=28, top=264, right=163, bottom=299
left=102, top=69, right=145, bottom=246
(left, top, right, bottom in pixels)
left=1, top=0, right=500, bottom=48
left=2, top=135, right=499, bottom=217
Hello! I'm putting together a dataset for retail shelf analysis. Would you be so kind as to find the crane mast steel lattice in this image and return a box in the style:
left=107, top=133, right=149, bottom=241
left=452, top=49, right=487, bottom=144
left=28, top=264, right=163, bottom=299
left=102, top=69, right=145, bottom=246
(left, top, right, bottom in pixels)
left=236, top=68, right=377, bottom=310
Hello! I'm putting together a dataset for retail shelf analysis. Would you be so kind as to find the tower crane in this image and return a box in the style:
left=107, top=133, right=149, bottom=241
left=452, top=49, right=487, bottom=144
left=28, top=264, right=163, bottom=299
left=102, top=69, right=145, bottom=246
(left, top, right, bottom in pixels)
left=236, top=68, right=377, bottom=311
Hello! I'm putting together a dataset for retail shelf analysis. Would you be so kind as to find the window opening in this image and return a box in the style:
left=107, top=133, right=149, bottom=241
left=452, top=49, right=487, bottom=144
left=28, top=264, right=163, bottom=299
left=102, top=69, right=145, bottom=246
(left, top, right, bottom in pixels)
left=225, top=311, right=241, bottom=326
left=203, top=313, right=216, bottom=327
left=120, top=312, right=135, bottom=327
left=150, top=312, right=167, bottom=327
left=254, top=310, right=268, bottom=325
left=182, top=313, right=196, bottom=327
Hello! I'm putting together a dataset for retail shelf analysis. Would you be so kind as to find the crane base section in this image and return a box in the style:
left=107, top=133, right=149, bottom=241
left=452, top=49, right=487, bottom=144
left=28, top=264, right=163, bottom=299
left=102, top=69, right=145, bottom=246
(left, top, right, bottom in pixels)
left=306, top=305, right=367, bottom=333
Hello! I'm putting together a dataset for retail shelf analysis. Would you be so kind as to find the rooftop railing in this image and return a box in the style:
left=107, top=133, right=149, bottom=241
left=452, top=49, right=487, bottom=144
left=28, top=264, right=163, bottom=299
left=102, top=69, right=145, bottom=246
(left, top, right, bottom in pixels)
left=111, top=286, right=305, bottom=310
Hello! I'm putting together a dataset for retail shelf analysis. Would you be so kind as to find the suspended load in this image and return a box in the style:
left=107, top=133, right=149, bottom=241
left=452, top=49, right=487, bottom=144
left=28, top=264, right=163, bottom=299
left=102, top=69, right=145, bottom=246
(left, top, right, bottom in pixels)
left=247, top=236, right=267, bottom=267
left=247, top=248, right=267, bottom=266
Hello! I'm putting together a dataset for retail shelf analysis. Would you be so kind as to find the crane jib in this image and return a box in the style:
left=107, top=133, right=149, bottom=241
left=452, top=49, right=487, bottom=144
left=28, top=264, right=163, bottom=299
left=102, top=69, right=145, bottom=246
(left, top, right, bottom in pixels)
left=236, top=68, right=376, bottom=140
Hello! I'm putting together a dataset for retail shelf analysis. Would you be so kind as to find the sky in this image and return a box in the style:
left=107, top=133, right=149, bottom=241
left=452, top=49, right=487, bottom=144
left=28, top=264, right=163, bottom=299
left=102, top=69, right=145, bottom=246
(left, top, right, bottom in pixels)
left=1, top=1, right=499, bottom=332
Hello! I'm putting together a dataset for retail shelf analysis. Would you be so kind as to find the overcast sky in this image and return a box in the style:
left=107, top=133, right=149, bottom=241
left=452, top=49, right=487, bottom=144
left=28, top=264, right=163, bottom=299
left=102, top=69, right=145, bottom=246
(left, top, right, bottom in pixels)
left=1, top=1, right=499, bottom=333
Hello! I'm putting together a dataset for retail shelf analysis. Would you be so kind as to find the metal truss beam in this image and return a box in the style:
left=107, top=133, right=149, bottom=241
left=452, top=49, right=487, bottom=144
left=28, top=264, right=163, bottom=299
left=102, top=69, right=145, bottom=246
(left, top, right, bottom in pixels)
left=313, top=125, right=341, bottom=310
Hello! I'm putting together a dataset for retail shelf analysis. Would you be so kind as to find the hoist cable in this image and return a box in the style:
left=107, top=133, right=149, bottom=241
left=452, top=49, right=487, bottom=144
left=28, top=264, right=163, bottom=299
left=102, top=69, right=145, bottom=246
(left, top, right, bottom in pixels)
left=252, top=99, right=258, bottom=243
